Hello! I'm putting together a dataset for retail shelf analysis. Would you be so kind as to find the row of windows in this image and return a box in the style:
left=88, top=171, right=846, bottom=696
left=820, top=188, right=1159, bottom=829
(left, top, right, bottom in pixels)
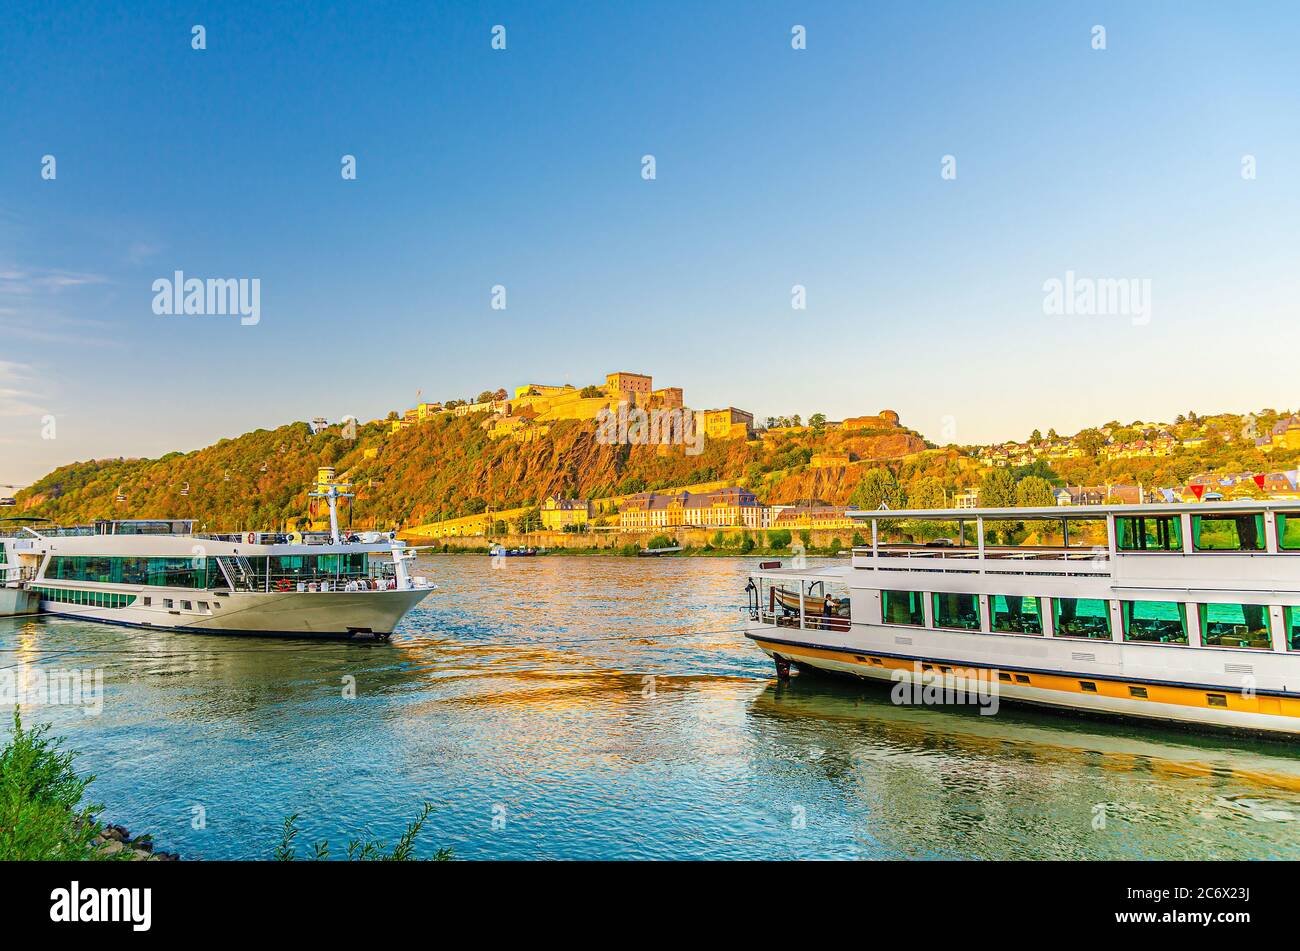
left=47, top=556, right=223, bottom=589
left=32, top=586, right=136, bottom=609
left=43, top=554, right=377, bottom=591
left=259, top=554, right=369, bottom=577
left=880, top=590, right=1299, bottom=651
left=1115, top=513, right=1300, bottom=553
left=140, top=596, right=218, bottom=613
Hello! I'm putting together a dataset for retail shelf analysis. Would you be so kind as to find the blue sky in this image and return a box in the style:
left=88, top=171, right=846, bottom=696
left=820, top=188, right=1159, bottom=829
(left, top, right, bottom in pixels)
left=2, top=1, right=1299, bottom=484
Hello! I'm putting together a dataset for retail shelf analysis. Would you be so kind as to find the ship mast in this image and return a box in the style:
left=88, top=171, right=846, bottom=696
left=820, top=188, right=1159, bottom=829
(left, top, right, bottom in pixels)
left=308, top=467, right=353, bottom=544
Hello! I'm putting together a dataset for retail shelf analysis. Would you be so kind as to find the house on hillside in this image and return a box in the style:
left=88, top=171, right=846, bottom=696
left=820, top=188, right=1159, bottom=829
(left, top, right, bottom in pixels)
left=541, top=496, right=592, bottom=531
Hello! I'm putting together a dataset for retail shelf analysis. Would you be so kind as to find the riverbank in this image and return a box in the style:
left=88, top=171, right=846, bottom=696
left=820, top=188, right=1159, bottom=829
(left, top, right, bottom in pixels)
left=399, top=525, right=861, bottom=558
left=92, top=823, right=178, bottom=861
left=410, top=543, right=849, bottom=558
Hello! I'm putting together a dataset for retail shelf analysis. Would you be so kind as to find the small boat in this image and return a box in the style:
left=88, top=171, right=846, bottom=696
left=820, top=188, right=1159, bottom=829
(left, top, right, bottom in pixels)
left=489, top=546, right=536, bottom=557
left=773, top=585, right=847, bottom=617
left=638, top=545, right=683, bottom=557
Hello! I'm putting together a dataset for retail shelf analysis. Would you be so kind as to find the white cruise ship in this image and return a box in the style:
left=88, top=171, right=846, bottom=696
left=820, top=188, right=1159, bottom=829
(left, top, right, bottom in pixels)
left=1, top=488, right=432, bottom=639
left=744, top=501, right=1300, bottom=736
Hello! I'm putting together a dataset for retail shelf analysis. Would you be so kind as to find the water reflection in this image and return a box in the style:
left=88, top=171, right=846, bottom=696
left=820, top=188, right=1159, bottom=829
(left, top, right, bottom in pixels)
left=1, top=555, right=1298, bottom=860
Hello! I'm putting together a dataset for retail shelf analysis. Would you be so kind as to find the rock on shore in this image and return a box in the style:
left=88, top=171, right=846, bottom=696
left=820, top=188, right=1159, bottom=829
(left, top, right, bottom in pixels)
left=94, top=823, right=179, bottom=861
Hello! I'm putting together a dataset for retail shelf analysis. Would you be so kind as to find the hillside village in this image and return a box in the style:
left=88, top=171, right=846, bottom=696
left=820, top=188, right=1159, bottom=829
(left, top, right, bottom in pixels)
left=10, top=368, right=1300, bottom=548
left=347, top=374, right=1300, bottom=543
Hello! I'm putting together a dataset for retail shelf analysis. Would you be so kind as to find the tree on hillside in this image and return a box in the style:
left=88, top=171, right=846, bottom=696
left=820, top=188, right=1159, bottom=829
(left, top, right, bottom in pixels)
left=1075, top=428, right=1106, bottom=457
left=909, top=476, right=946, bottom=510
left=980, top=468, right=1018, bottom=508
left=980, top=468, right=1021, bottom=542
left=809, top=413, right=827, bottom=428
left=850, top=468, right=907, bottom=511
left=1015, top=475, right=1055, bottom=507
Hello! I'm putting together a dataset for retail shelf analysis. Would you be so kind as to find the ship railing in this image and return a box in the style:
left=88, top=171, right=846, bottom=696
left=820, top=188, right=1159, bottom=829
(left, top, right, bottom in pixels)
left=195, top=532, right=391, bottom=546
left=753, top=607, right=851, bottom=632
left=234, top=563, right=400, bottom=591
left=852, top=545, right=1110, bottom=575
left=22, top=525, right=96, bottom=538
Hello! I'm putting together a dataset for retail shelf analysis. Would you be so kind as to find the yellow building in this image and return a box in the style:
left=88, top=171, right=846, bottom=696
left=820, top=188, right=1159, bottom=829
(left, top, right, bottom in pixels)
left=606, top=372, right=653, bottom=404
left=841, top=409, right=901, bottom=430
left=541, top=496, right=592, bottom=530
left=1260, top=417, right=1300, bottom=453
left=771, top=505, right=854, bottom=530
left=620, top=487, right=768, bottom=530
left=701, top=407, right=754, bottom=440
left=651, top=387, right=683, bottom=409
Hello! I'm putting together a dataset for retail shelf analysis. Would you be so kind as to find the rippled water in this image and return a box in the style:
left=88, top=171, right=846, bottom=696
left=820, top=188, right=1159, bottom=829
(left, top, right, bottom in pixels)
left=3, top=555, right=1300, bottom=860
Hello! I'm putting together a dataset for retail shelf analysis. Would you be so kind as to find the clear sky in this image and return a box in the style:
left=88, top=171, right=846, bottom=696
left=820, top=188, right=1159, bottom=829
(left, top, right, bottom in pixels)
left=2, top=1, right=1299, bottom=485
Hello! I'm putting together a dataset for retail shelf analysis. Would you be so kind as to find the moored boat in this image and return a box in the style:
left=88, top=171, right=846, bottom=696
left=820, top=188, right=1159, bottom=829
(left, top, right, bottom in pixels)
left=1, top=486, right=433, bottom=639
left=743, top=501, right=1300, bottom=736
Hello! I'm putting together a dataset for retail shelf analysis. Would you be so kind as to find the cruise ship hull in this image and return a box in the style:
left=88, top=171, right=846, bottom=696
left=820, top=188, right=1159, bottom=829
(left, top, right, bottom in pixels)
left=748, top=621, right=1300, bottom=737
left=37, top=587, right=431, bottom=638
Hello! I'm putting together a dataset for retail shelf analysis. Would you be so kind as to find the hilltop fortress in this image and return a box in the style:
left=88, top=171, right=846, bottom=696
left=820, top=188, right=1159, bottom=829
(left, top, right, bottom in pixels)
left=385, top=371, right=759, bottom=445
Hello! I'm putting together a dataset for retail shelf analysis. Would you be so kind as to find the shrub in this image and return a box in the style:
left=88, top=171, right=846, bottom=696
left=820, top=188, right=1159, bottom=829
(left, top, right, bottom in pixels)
left=0, top=709, right=106, bottom=861
left=767, top=529, right=792, bottom=550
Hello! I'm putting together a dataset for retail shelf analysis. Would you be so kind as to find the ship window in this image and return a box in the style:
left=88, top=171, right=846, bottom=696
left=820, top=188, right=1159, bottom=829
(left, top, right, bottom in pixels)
left=882, top=590, right=924, bottom=626
left=1278, top=514, right=1300, bottom=550
left=1079, top=681, right=1097, bottom=693
left=1115, top=515, right=1181, bottom=552
left=1014, top=674, right=1031, bottom=684
left=143, top=597, right=151, bottom=606
left=163, top=599, right=174, bottom=609
left=1121, top=600, right=1188, bottom=645
left=1199, top=603, right=1271, bottom=649
left=1206, top=693, right=1228, bottom=707
left=990, top=595, right=1044, bottom=635
left=48, top=555, right=217, bottom=589
left=997, top=671, right=1012, bottom=682
left=931, top=592, right=980, bottom=631
left=1191, top=514, right=1265, bottom=552
left=1051, top=598, right=1112, bottom=639
left=181, top=601, right=192, bottom=611
left=1129, top=686, right=1148, bottom=698
left=1284, top=607, right=1300, bottom=651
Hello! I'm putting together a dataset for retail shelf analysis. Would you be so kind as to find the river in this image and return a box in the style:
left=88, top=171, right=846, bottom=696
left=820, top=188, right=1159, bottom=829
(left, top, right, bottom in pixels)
left=2, top=555, right=1298, bottom=859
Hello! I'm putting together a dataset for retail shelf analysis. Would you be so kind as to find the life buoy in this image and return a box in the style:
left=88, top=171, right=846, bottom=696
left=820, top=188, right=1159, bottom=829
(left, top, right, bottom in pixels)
left=275, top=579, right=291, bottom=592
left=247, top=532, right=256, bottom=545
